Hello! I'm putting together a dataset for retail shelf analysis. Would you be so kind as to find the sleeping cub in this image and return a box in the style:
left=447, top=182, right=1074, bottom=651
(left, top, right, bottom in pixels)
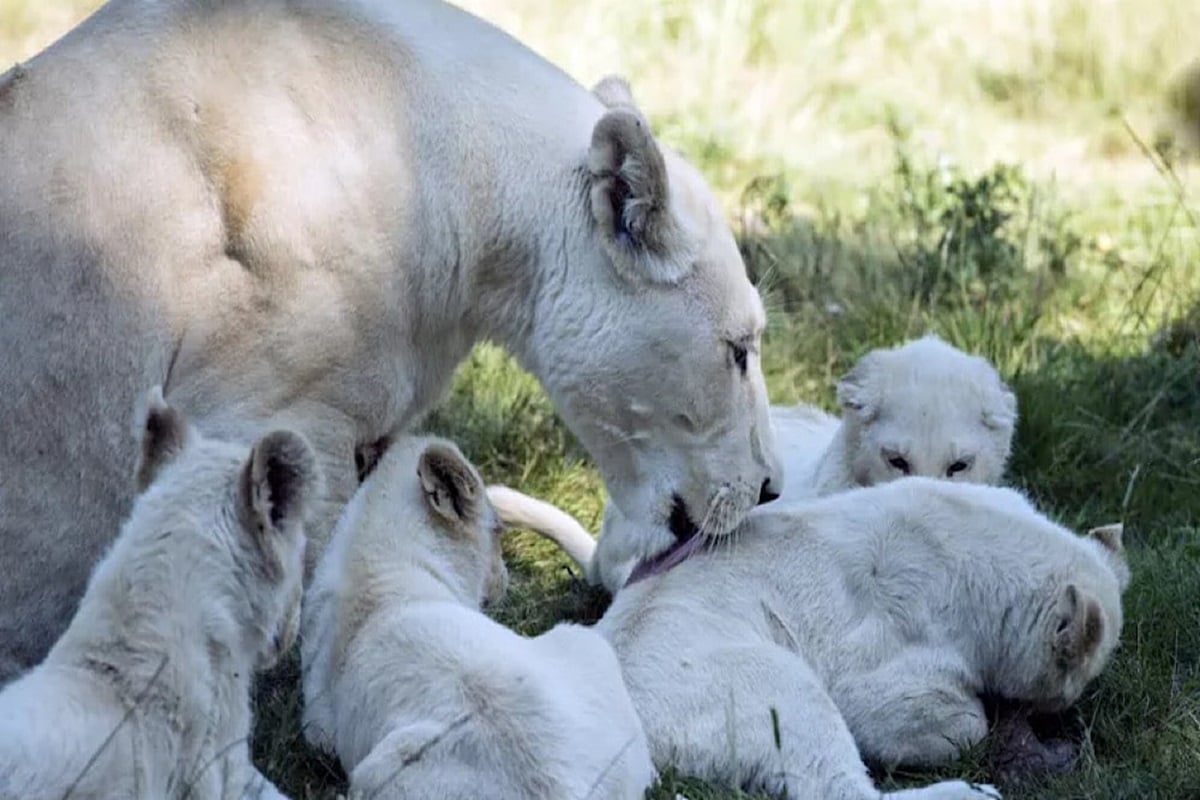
left=596, top=478, right=1127, bottom=798
left=301, top=436, right=655, bottom=800
left=0, top=387, right=321, bottom=799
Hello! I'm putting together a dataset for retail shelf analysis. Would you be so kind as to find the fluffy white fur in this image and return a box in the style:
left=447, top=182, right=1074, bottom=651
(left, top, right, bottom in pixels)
left=0, top=387, right=321, bottom=799
left=0, top=0, right=780, bottom=678
left=302, top=436, right=655, bottom=800
left=774, top=334, right=1017, bottom=501
left=487, top=335, right=1015, bottom=593
left=592, top=479, right=1128, bottom=798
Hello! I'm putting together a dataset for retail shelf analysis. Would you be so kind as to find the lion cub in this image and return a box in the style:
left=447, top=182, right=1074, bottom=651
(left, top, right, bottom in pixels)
left=0, top=387, right=321, bottom=800
left=596, top=479, right=1128, bottom=799
left=301, top=436, right=655, bottom=800
left=774, top=334, right=1017, bottom=501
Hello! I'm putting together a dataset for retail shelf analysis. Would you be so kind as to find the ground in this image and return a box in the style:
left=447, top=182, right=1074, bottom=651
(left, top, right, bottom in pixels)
left=5, top=1, right=1200, bottom=798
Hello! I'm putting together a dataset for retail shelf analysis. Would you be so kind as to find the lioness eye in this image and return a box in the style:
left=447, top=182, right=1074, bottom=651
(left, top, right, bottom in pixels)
left=946, top=460, right=970, bottom=477
left=728, top=342, right=748, bottom=375
left=887, top=455, right=910, bottom=474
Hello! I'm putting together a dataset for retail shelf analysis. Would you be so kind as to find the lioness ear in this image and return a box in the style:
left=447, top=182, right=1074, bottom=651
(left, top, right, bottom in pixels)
left=835, top=354, right=880, bottom=422
left=417, top=443, right=483, bottom=530
left=1054, top=584, right=1105, bottom=667
left=241, top=430, right=321, bottom=578
left=592, top=74, right=637, bottom=109
left=588, top=108, right=694, bottom=285
left=133, top=385, right=190, bottom=491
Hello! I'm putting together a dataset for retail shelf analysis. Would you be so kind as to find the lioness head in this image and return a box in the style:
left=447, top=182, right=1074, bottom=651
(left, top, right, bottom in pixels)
left=530, top=75, right=781, bottom=549
left=837, top=335, right=1016, bottom=487
left=129, top=386, right=322, bottom=670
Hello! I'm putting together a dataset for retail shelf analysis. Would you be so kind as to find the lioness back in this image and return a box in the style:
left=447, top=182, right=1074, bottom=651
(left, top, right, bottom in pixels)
left=0, top=0, right=591, bottom=675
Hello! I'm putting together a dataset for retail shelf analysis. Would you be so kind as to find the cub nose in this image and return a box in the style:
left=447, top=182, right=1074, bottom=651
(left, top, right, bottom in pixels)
left=757, top=477, right=780, bottom=506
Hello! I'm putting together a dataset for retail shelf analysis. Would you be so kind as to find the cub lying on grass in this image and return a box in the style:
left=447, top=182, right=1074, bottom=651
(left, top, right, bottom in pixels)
left=301, top=436, right=655, bottom=800
left=0, top=387, right=321, bottom=800
left=773, top=334, right=1017, bottom=500
left=594, top=478, right=1127, bottom=798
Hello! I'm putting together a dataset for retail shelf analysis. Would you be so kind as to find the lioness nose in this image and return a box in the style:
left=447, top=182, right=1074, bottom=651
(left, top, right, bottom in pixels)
left=757, top=477, right=780, bottom=505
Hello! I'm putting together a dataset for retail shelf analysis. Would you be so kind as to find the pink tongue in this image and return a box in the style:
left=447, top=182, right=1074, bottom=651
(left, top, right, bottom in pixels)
left=625, top=534, right=706, bottom=587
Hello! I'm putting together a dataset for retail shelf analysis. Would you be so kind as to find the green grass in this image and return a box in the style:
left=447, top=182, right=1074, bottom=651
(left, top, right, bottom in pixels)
left=7, top=1, right=1200, bottom=798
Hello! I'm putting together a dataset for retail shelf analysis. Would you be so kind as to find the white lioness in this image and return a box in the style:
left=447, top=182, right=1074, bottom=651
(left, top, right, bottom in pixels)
left=301, top=436, right=656, bottom=800
left=0, top=0, right=781, bottom=679
left=0, top=387, right=321, bottom=800
left=592, top=479, right=1128, bottom=799
left=488, top=334, right=1015, bottom=592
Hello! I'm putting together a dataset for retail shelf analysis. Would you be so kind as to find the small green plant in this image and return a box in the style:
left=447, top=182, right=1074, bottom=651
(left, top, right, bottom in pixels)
left=889, top=145, right=1081, bottom=310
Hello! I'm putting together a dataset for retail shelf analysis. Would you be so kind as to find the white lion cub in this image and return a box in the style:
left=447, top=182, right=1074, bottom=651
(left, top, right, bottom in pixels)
left=301, top=436, right=656, bottom=800
left=487, top=334, right=1017, bottom=592
left=0, top=386, right=321, bottom=800
left=774, top=334, right=1017, bottom=501
left=596, top=479, right=1128, bottom=799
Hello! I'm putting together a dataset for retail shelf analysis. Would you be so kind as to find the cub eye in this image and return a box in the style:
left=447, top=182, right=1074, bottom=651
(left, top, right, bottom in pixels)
left=887, top=455, right=911, bottom=474
left=727, top=341, right=748, bottom=375
left=946, top=460, right=970, bottom=477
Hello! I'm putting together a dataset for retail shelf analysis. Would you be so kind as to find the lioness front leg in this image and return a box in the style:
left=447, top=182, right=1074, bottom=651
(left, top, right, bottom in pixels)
left=832, top=649, right=988, bottom=768
left=631, top=643, right=997, bottom=800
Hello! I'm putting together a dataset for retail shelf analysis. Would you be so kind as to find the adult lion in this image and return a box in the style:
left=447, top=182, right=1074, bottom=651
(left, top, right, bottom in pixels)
left=0, top=0, right=781, bottom=679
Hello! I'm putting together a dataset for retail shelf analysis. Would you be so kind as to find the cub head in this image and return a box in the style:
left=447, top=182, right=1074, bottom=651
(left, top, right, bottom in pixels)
left=129, top=386, right=322, bottom=670
left=530, top=75, right=781, bottom=553
left=993, top=520, right=1129, bottom=712
left=366, top=436, right=508, bottom=609
left=836, top=334, right=1016, bottom=487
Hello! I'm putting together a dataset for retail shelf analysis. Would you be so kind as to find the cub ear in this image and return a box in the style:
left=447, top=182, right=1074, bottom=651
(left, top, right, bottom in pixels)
left=132, top=385, right=190, bottom=491
left=241, top=430, right=321, bottom=577
left=983, top=378, right=1019, bottom=431
left=1087, top=522, right=1124, bottom=554
left=355, top=434, right=394, bottom=484
left=592, top=74, right=637, bottom=109
left=588, top=108, right=694, bottom=285
left=835, top=353, right=881, bottom=422
left=417, top=443, right=483, bottom=530
left=1087, top=522, right=1131, bottom=592
left=1054, top=584, right=1106, bottom=667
